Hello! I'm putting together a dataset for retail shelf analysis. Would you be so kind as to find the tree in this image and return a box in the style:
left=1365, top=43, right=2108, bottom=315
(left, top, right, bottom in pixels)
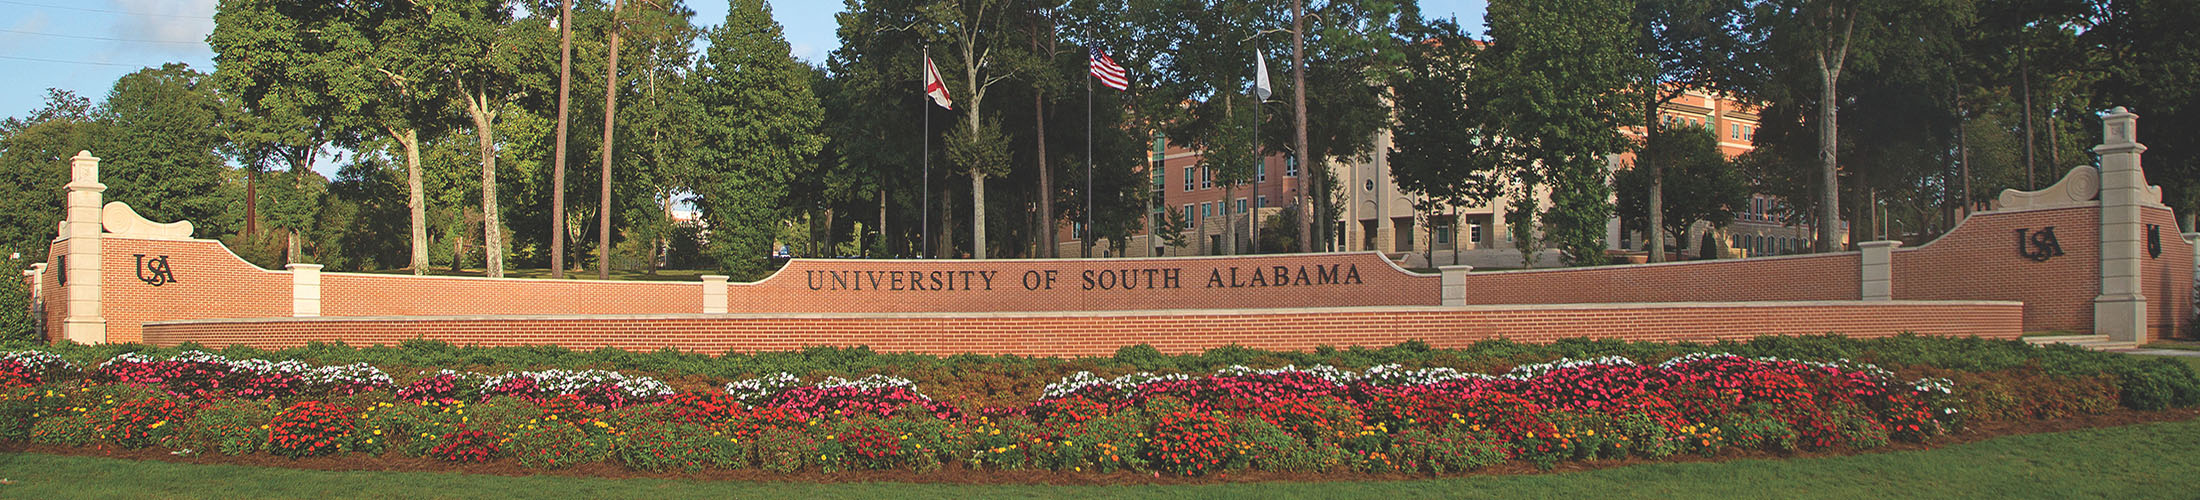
left=0, top=90, right=103, bottom=263
left=596, top=0, right=628, bottom=279
left=1478, top=0, right=1649, bottom=265
left=446, top=0, right=550, bottom=277
left=692, top=0, right=826, bottom=278
left=2089, top=0, right=2200, bottom=229
left=1197, top=94, right=1258, bottom=254
left=554, top=0, right=575, bottom=277
left=1633, top=0, right=1745, bottom=262
left=1154, top=205, right=1192, bottom=251
left=925, top=0, right=1021, bottom=260
left=1617, top=125, right=1749, bottom=256
left=96, top=64, right=241, bottom=237
left=1737, top=0, right=1965, bottom=251
left=1390, top=19, right=1503, bottom=265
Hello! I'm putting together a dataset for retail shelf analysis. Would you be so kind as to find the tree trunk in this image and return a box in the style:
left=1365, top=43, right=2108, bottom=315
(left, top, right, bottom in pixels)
left=552, top=0, right=573, bottom=278
left=286, top=230, right=300, bottom=265
left=2020, top=49, right=2036, bottom=190
left=878, top=188, right=887, bottom=258
left=452, top=226, right=466, bottom=274
left=244, top=169, right=258, bottom=237
left=1292, top=0, right=1315, bottom=253
left=598, top=0, right=624, bottom=279
left=965, top=66, right=988, bottom=260
left=1815, top=58, right=1842, bottom=252
left=1035, top=91, right=1054, bottom=259
left=469, top=94, right=504, bottom=278
left=397, top=127, right=428, bottom=275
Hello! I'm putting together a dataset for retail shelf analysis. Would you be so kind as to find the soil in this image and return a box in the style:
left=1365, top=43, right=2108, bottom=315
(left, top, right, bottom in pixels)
left=3, top=408, right=2195, bottom=485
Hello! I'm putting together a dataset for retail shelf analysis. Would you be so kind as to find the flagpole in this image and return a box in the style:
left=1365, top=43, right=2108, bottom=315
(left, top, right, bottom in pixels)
left=1085, top=47, right=1095, bottom=259
left=921, top=46, right=932, bottom=259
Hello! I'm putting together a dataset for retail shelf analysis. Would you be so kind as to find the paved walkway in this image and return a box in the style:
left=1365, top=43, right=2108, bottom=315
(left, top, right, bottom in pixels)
left=2108, top=348, right=2200, bottom=357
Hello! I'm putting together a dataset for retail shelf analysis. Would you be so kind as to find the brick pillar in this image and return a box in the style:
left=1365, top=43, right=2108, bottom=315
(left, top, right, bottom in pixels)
left=701, top=275, right=729, bottom=314
left=1858, top=240, right=1900, bottom=301
left=61, top=151, right=105, bottom=344
left=287, top=264, right=322, bottom=317
left=23, top=263, right=42, bottom=334
left=1439, top=265, right=1473, bottom=306
left=2094, top=107, right=2148, bottom=343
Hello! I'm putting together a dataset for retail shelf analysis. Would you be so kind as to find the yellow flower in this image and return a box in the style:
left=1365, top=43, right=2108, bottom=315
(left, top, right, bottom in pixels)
left=1584, top=429, right=1595, bottom=436
left=374, top=429, right=382, bottom=435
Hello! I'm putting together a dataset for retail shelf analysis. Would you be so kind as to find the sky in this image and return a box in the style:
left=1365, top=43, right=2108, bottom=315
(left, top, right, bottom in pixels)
left=0, top=0, right=1490, bottom=159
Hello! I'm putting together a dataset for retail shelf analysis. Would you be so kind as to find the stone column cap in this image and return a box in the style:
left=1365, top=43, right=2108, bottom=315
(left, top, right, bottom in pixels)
left=1857, top=240, right=1904, bottom=249
left=284, top=263, right=325, bottom=271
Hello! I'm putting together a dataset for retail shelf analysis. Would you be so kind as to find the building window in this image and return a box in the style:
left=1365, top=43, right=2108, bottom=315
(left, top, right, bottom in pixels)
left=1731, top=123, right=1741, bottom=140
left=1183, top=167, right=1193, bottom=191
left=1256, top=159, right=1267, bottom=183
left=1469, top=222, right=1483, bottom=243
left=1201, top=167, right=1213, bottom=189
left=1202, top=202, right=1212, bottom=219
left=1235, top=198, right=1247, bottom=214
left=1182, top=204, right=1193, bottom=226
left=1285, top=156, right=1299, bottom=177
left=1435, top=222, right=1452, bottom=245
left=1257, top=195, right=1268, bottom=208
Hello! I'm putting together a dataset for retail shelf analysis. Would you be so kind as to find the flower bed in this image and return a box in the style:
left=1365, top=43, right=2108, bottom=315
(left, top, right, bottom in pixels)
left=0, top=337, right=2194, bottom=479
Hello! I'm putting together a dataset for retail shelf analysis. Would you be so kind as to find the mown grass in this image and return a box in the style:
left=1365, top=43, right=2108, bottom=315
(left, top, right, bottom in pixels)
left=3, top=416, right=2196, bottom=500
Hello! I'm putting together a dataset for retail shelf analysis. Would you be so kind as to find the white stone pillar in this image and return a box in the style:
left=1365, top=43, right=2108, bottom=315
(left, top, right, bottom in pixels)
left=61, top=151, right=105, bottom=344
left=1858, top=240, right=1901, bottom=301
left=2094, top=107, right=2149, bottom=343
left=24, top=263, right=43, bottom=334
left=287, top=264, right=322, bottom=317
left=701, top=275, right=729, bottom=314
left=1439, top=265, right=1473, bottom=306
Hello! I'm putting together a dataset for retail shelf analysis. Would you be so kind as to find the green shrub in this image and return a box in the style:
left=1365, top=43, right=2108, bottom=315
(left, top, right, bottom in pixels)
left=613, top=422, right=714, bottom=472
left=1390, top=426, right=1507, bottom=474
left=1720, top=406, right=1799, bottom=452
left=751, top=427, right=820, bottom=473
left=184, top=399, right=278, bottom=456
left=2114, top=358, right=2200, bottom=410
left=29, top=408, right=94, bottom=446
left=0, top=385, right=67, bottom=440
left=0, top=263, right=34, bottom=344
left=505, top=419, right=610, bottom=469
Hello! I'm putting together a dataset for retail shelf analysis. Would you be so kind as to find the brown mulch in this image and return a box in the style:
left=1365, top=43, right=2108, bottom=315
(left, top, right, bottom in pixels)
left=3, top=407, right=2195, bottom=485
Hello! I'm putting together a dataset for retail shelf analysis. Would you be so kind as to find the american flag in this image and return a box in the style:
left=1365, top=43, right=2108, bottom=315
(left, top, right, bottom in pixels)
left=1089, top=47, right=1128, bottom=91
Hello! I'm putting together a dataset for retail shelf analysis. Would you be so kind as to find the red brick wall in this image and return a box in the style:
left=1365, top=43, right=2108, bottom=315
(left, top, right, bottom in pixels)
left=321, top=274, right=698, bottom=317
left=42, top=240, right=65, bottom=342
left=2141, top=208, right=2195, bottom=340
left=1894, top=207, right=2100, bottom=333
left=1453, top=253, right=1860, bottom=304
left=100, top=238, right=290, bottom=343
left=140, top=301, right=2023, bottom=357
left=729, top=253, right=1439, bottom=313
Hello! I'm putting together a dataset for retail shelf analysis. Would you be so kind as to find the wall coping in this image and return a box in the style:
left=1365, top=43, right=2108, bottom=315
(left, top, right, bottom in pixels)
left=143, top=300, right=2023, bottom=326
left=773, top=250, right=1437, bottom=278
left=1894, top=204, right=2102, bottom=253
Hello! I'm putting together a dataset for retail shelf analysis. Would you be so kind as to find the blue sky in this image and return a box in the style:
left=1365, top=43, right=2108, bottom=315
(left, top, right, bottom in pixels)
left=0, top=0, right=1489, bottom=135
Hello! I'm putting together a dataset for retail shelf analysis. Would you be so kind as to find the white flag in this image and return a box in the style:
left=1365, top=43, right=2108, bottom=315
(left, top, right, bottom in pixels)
left=924, top=52, right=953, bottom=109
left=1254, top=49, right=1273, bottom=100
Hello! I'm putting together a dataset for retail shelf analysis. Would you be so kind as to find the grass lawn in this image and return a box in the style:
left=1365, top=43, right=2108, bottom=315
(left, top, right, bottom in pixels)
left=3, top=417, right=2196, bottom=500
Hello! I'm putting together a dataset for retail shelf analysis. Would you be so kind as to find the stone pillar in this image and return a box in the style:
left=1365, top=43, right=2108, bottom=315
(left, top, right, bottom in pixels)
left=2094, top=107, right=2149, bottom=343
left=287, top=264, right=322, bottom=317
left=24, top=263, right=43, bottom=334
left=1439, top=265, right=1473, bottom=306
left=701, top=275, right=729, bottom=314
left=61, top=151, right=105, bottom=344
left=1858, top=240, right=1901, bottom=301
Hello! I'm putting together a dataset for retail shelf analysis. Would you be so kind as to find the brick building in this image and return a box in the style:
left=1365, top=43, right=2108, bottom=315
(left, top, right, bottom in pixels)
left=1062, top=88, right=1843, bottom=266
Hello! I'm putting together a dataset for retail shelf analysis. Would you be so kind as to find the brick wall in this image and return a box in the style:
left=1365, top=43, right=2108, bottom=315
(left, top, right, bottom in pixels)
left=321, top=274, right=697, bottom=317
left=2141, top=208, right=2194, bottom=340
left=1452, top=253, right=1859, bottom=304
left=140, top=301, right=2023, bottom=357
left=730, top=253, right=1439, bottom=313
left=100, top=238, right=289, bottom=343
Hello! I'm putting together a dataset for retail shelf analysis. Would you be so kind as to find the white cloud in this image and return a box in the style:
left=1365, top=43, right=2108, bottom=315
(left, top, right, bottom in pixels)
left=791, top=42, right=819, bottom=63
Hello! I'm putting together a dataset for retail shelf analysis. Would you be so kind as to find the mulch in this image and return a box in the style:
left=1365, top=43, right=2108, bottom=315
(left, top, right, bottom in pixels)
left=2, top=408, right=2194, bottom=485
